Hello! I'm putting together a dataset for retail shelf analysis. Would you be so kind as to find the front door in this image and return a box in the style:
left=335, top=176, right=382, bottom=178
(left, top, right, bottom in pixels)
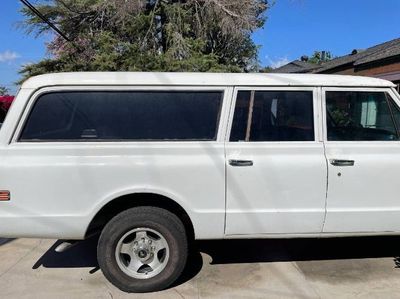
left=323, top=88, right=400, bottom=233
left=225, top=87, right=327, bottom=235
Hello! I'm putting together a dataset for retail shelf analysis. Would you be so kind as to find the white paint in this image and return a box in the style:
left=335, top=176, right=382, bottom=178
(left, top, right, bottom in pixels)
left=225, top=87, right=327, bottom=235
left=22, top=72, right=395, bottom=89
left=322, top=87, right=400, bottom=233
left=0, top=72, right=399, bottom=240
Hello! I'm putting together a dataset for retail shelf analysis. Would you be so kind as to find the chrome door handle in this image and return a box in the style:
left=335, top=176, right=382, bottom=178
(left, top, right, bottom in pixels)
left=330, top=159, right=355, bottom=166
left=229, top=159, right=253, bottom=167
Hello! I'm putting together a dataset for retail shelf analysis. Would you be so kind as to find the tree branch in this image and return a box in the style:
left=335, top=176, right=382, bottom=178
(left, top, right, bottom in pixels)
left=211, top=0, right=241, bottom=18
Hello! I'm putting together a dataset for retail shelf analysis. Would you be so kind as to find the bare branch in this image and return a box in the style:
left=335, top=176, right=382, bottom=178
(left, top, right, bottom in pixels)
left=210, top=0, right=241, bottom=18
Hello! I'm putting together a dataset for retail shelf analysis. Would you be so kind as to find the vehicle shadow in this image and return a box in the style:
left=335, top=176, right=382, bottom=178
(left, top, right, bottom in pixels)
left=0, top=238, right=15, bottom=246
left=196, top=236, right=400, bottom=265
left=32, top=235, right=400, bottom=288
left=32, top=236, right=99, bottom=271
left=31, top=235, right=204, bottom=285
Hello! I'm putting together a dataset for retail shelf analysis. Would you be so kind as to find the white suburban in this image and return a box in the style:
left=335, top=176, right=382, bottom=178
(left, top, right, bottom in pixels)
left=1, top=72, right=400, bottom=292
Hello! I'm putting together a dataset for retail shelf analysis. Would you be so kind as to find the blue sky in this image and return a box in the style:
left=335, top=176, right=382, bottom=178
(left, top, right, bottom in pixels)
left=255, top=0, right=400, bottom=67
left=1, top=0, right=400, bottom=94
left=1, top=1, right=48, bottom=94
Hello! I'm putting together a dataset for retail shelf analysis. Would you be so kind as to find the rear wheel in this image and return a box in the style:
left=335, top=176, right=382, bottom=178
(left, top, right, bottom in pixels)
left=97, top=206, right=188, bottom=293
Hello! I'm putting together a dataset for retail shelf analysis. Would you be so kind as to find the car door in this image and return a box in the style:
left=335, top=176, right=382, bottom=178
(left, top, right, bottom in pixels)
left=225, top=87, right=327, bottom=235
left=322, top=87, right=400, bottom=233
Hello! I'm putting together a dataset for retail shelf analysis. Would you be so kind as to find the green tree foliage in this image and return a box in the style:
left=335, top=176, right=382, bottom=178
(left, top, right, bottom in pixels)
left=19, top=0, right=270, bottom=82
left=0, top=86, right=9, bottom=96
left=308, top=51, right=333, bottom=64
left=259, top=66, right=273, bottom=73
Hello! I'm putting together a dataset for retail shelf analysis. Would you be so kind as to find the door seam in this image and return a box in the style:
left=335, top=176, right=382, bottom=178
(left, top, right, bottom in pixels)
left=320, top=86, right=329, bottom=232
left=223, top=86, right=236, bottom=236
left=322, top=140, right=329, bottom=232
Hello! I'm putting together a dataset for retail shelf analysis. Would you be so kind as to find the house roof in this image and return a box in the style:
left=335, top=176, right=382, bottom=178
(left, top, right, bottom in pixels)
left=272, top=38, right=400, bottom=74
left=354, top=42, right=400, bottom=65
left=316, top=38, right=400, bottom=73
left=270, top=60, right=320, bottom=73
left=21, top=72, right=395, bottom=89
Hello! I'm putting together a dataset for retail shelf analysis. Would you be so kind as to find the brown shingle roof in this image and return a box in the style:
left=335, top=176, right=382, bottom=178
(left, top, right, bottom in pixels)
left=354, top=42, right=400, bottom=65
left=316, top=38, right=400, bottom=73
left=272, top=38, right=400, bottom=74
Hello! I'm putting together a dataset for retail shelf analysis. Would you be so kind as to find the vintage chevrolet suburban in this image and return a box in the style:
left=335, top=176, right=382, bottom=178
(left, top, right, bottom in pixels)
left=1, top=72, right=400, bottom=292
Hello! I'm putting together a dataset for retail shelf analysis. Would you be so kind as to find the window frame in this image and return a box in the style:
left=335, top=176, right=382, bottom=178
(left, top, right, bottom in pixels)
left=226, top=86, right=321, bottom=143
left=12, top=85, right=230, bottom=144
left=322, top=87, right=400, bottom=143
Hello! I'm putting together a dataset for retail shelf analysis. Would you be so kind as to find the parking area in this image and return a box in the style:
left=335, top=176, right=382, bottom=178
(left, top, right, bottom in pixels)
left=1, top=236, right=400, bottom=298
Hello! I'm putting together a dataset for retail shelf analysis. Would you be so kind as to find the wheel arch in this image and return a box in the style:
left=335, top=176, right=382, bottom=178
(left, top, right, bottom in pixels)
left=85, top=192, right=195, bottom=241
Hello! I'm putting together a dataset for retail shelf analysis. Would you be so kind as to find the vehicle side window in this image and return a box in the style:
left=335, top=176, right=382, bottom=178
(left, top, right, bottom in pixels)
left=326, top=91, right=399, bottom=141
left=19, top=91, right=223, bottom=141
left=230, top=90, right=314, bottom=142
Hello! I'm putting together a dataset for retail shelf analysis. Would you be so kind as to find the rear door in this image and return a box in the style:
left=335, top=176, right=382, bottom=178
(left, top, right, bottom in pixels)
left=225, top=87, right=327, bottom=235
left=322, top=87, right=400, bottom=233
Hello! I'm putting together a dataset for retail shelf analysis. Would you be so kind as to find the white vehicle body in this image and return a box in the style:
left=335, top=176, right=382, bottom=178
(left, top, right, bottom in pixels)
left=0, top=72, right=399, bottom=240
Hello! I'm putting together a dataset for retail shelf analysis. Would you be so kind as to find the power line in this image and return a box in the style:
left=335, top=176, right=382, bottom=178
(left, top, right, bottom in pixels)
left=19, top=0, right=71, bottom=42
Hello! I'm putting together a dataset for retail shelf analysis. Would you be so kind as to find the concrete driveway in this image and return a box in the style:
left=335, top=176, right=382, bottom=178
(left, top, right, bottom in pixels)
left=1, top=236, right=400, bottom=298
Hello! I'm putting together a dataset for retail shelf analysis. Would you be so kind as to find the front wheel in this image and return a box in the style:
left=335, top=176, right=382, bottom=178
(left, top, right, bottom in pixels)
left=97, top=206, right=188, bottom=293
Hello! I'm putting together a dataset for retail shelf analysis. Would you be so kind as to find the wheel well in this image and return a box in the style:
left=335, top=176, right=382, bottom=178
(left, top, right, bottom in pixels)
left=85, top=193, right=195, bottom=241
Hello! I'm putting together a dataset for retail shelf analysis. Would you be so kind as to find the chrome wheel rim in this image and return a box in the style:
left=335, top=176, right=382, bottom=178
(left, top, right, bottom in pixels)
left=115, top=227, right=170, bottom=279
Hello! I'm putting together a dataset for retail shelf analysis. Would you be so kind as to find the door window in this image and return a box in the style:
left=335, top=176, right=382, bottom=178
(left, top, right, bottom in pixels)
left=230, top=90, right=314, bottom=142
left=326, top=91, right=400, bottom=141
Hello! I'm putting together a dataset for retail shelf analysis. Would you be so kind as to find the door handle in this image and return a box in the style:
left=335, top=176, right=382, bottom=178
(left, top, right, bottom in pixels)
left=229, top=159, right=254, bottom=167
left=329, top=159, right=355, bottom=167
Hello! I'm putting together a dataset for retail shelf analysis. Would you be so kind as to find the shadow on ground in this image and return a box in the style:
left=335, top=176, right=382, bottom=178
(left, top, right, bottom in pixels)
left=31, top=235, right=203, bottom=286
left=32, top=235, right=400, bottom=288
left=0, top=238, right=15, bottom=246
left=197, top=236, right=400, bottom=265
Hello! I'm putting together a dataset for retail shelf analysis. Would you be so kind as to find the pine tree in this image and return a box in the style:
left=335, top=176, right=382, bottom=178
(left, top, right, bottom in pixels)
left=19, top=0, right=270, bottom=83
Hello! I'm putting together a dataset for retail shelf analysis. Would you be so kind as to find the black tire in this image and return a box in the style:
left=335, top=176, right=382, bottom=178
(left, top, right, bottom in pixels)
left=97, top=206, right=188, bottom=293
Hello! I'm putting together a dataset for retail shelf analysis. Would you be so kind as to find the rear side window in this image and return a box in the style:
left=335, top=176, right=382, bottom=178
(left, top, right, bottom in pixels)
left=20, top=91, right=223, bottom=141
left=326, top=91, right=400, bottom=141
left=230, top=90, right=315, bottom=142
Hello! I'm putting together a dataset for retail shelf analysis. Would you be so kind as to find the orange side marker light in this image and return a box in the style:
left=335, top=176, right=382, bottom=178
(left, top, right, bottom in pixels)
left=0, top=190, right=10, bottom=201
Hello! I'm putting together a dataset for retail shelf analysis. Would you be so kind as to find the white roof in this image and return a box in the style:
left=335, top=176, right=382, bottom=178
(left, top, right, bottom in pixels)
left=21, top=72, right=395, bottom=89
